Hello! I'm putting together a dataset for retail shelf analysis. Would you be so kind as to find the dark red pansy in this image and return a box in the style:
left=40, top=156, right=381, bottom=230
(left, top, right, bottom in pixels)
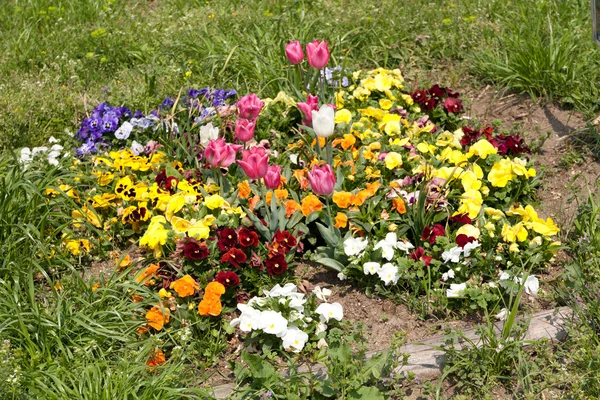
left=421, top=96, right=437, bottom=111
left=218, top=228, right=238, bottom=251
left=428, top=84, right=446, bottom=99
left=238, top=227, right=259, bottom=248
left=165, top=176, right=179, bottom=192
left=266, top=254, right=288, bottom=276
left=446, top=88, right=460, bottom=98
left=410, top=247, right=432, bottom=266
left=215, top=271, right=240, bottom=288
left=183, top=241, right=209, bottom=261
left=155, top=169, right=167, bottom=187
left=449, top=213, right=472, bottom=225
left=456, top=234, right=477, bottom=248
left=443, top=97, right=464, bottom=114
left=410, top=89, right=427, bottom=105
left=274, top=229, right=297, bottom=252
left=221, top=248, right=247, bottom=268
left=421, top=224, right=445, bottom=245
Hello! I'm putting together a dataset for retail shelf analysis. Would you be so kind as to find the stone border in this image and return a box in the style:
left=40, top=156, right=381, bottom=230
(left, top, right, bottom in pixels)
left=209, top=307, right=571, bottom=399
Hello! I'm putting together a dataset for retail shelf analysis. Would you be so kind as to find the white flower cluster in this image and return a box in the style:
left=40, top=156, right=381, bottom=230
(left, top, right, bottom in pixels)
left=231, top=283, right=343, bottom=353
left=343, top=233, right=415, bottom=286
left=499, top=271, right=539, bottom=296
left=19, top=136, right=66, bottom=166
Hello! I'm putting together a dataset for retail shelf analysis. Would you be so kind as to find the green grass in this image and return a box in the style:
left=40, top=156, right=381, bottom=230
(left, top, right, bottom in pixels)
left=7, top=0, right=600, bottom=151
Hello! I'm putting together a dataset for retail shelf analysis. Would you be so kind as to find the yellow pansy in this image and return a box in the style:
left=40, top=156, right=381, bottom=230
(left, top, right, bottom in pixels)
left=460, top=170, right=481, bottom=192
left=457, top=189, right=483, bottom=219
left=467, top=139, right=498, bottom=159
left=334, top=109, right=352, bottom=124
left=488, top=159, right=514, bottom=187
left=170, top=216, right=192, bottom=234
left=379, top=98, right=393, bottom=110
left=501, top=222, right=528, bottom=243
left=205, top=194, right=225, bottom=210
left=139, top=216, right=170, bottom=257
left=384, top=152, right=403, bottom=170
left=165, top=194, right=186, bottom=222
left=456, top=224, right=480, bottom=239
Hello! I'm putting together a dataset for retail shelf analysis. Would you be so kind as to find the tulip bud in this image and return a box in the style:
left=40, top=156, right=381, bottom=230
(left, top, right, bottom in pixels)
left=234, top=119, right=256, bottom=142
left=236, top=94, right=264, bottom=120
left=311, top=105, right=335, bottom=138
left=237, top=146, right=269, bottom=180
left=285, top=40, right=304, bottom=64
left=264, top=165, right=282, bottom=189
left=308, top=164, right=336, bottom=196
left=306, top=40, right=330, bottom=69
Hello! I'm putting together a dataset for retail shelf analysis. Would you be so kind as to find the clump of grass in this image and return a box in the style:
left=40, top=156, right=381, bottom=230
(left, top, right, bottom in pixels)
left=472, top=0, right=600, bottom=115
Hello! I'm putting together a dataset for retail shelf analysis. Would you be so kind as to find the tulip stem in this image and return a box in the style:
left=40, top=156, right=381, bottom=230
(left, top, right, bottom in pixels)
left=314, top=134, right=322, bottom=159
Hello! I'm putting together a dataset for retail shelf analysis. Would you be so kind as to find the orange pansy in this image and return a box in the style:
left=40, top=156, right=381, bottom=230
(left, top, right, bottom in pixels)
left=136, top=264, right=159, bottom=283
left=237, top=180, right=251, bottom=199
left=146, top=348, right=166, bottom=367
left=332, top=191, right=353, bottom=209
left=198, top=295, right=223, bottom=316
left=274, top=189, right=288, bottom=200
left=392, top=197, right=407, bottom=214
left=169, top=275, right=200, bottom=297
left=340, top=134, right=356, bottom=150
left=285, top=200, right=301, bottom=217
left=205, top=281, right=226, bottom=297
left=248, top=195, right=260, bottom=211
left=334, top=212, right=348, bottom=228
left=350, top=190, right=371, bottom=207
left=293, top=169, right=309, bottom=190
left=145, top=306, right=170, bottom=331
left=301, top=195, right=323, bottom=217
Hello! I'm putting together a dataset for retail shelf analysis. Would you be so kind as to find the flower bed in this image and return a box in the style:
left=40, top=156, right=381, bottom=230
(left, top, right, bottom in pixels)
left=38, top=40, right=561, bottom=367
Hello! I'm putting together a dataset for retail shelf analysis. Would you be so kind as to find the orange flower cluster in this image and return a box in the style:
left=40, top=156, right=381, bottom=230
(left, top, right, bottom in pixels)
left=198, top=281, right=226, bottom=316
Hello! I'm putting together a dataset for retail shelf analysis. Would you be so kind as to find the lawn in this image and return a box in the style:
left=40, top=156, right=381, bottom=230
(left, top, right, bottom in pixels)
left=1, top=0, right=600, bottom=399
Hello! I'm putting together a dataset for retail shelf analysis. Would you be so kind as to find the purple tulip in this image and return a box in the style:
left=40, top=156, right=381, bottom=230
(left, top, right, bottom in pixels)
left=308, top=164, right=336, bottom=196
left=238, top=146, right=269, bottom=180
left=204, top=138, right=242, bottom=168
left=264, top=165, right=282, bottom=189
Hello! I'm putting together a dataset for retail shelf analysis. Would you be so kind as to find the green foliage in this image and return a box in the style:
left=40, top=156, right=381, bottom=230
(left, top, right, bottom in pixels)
left=231, top=323, right=411, bottom=399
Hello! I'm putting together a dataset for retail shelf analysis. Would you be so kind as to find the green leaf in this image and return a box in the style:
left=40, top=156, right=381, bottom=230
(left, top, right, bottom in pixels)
left=364, top=351, right=390, bottom=379
left=164, top=164, right=183, bottom=180
left=241, top=352, right=277, bottom=381
left=314, top=256, right=344, bottom=272
left=243, top=207, right=272, bottom=240
left=316, top=222, right=340, bottom=247
left=349, top=386, right=385, bottom=400
left=306, top=211, right=321, bottom=224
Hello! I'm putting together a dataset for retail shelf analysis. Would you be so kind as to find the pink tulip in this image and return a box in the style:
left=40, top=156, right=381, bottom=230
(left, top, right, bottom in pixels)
left=264, top=165, right=282, bottom=189
left=306, top=40, right=330, bottom=69
left=308, top=164, right=336, bottom=196
left=204, top=138, right=242, bottom=168
left=234, top=118, right=256, bottom=142
left=238, top=146, right=269, bottom=180
left=285, top=40, right=304, bottom=64
left=236, top=93, right=264, bottom=121
left=297, top=94, right=319, bottom=125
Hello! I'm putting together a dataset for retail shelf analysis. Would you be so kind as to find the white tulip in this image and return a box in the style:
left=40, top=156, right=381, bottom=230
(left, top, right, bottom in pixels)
left=311, top=105, right=335, bottom=138
left=199, top=122, right=219, bottom=146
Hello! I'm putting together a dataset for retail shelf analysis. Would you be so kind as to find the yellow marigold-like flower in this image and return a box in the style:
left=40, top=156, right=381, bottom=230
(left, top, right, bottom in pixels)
left=384, top=152, right=403, bottom=170
left=467, top=139, right=498, bottom=159
left=170, top=275, right=200, bottom=297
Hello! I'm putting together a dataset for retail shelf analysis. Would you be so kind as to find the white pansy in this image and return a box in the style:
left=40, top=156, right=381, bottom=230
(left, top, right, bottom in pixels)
left=313, top=286, right=332, bottom=302
left=343, top=237, right=369, bottom=256
left=48, top=136, right=59, bottom=143
left=286, top=293, right=307, bottom=312
left=259, top=310, right=288, bottom=337
left=337, top=272, right=347, bottom=281
left=130, top=140, right=144, bottom=155
left=19, top=148, right=32, bottom=164
left=499, top=271, right=511, bottom=281
left=374, top=232, right=398, bottom=261
left=363, top=262, right=381, bottom=275
left=396, top=240, right=415, bottom=254
left=115, top=121, right=133, bottom=140
left=311, top=105, right=335, bottom=138
left=32, top=146, right=48, bottom=157
left=441, top=269, right=455, bottom=282
left=315, top=322, right=327, bottom=335
left=317, top=338, right=329, bottom=349
left=315, top=302, right=344, bottom=323
left=523, top=275, right=539, bottom=296
left=377, top=263, right=400, bottom=285
left=199, top=122, right=219, bottom=146
left=494, top=308, right=508, bottom=321
left=446, top=282, right=467, bottom=298
left=463, top=240, right=481, bottom=257
left=281, top=326, right=309, bottom=352
left=263, top=283, right=297, bottom=297
left=442, top=246, right=462, bottom=263
left=237, top=307, right=262, bottom=332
